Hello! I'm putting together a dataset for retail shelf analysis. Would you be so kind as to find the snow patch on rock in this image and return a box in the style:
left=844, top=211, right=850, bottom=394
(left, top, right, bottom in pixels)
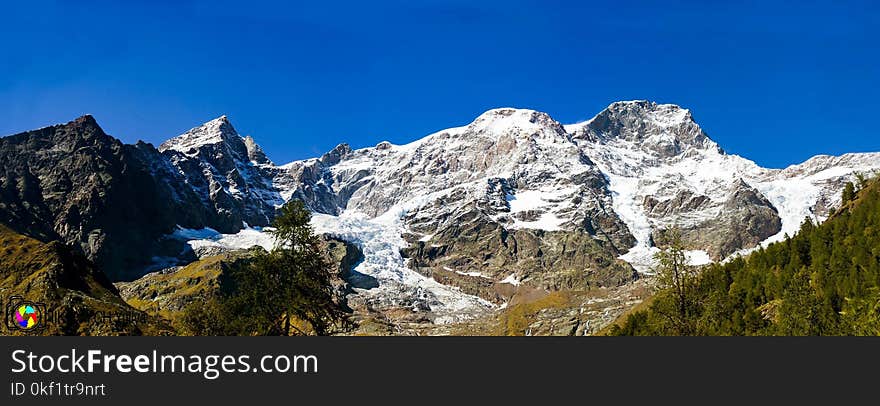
left=172, top=225, right=277, bottom=253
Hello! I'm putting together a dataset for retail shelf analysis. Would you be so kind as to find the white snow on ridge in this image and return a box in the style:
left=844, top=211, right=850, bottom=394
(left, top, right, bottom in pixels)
left=749, top=177, right=819, bottom=245
left=506, top=190, right=544, bottom=213
left=572, top=110, right=880, bottom=272
left=747, top=152, right=880, bottom=248
left=160, top=116, right=231, bottom=154
left=451, top=269, right=492, bottom=279
left=599, top=171, right=656, bottom=272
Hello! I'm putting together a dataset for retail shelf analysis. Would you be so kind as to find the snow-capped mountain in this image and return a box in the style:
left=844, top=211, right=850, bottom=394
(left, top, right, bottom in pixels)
left=565, top=101, right=880, bottom=271
left=148, top=101, right=880, bottom=323
left=2, top=101, right=876, bottom=327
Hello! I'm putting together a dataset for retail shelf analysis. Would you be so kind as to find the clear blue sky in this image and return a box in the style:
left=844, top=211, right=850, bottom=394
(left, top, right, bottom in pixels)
left=1, top=1, right=878, bottom=168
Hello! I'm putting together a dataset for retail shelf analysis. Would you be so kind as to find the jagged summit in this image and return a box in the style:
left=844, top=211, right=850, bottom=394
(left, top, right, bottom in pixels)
left=157, top=115, right=275, bottom=164
left=320, top=143, right=352, bottom=165
left=154, top=114, right=284, bottom=232
left=51, top=114, right=105, bottom=137
left=72, top=114, right=99, bottom=125
left=590, top=100, right=694, bottom=131
left=472, top=107, right=552, bottom=122
left=569, top=100, right=719, bottom=157
left=62, top=114, right=109, bottom=140
left=159, top=115, right=241, bottom=154
left=0, top=115, right=103, bottom=141
left=606, top=99, right=687, bottom=112
left=356, top=102, right=708, bottom=159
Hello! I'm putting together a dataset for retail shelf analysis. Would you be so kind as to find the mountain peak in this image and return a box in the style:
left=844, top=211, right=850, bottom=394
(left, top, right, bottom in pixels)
left=72, top=114, right=98, bottom=125
left=576, top=100, right=717, bottom=156
left=467, top=107, right=565, bottom=138
left=472, top=107, right=554, bottom=123
left=50, top=114, right=113, bottom=142
left=601, top=100, right=693, bottom=125
left=59, top=114, right=104, bottom=134
left=320, top=143, right=352, bottom=165
left=159, top=115, right=240, bottom=154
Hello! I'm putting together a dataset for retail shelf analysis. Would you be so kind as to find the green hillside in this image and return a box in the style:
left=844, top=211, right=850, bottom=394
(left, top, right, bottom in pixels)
left=611, top=176, right=880, bottom=336
left=0, top=225, right=169, bottom=335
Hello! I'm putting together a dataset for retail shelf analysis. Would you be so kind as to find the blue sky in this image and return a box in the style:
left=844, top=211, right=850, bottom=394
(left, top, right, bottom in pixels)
left=1, top=1, right=878, bottom=168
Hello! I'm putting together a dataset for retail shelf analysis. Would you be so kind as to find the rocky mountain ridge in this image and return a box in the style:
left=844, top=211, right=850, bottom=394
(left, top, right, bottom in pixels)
left=2, top=101, right=879, bottom=331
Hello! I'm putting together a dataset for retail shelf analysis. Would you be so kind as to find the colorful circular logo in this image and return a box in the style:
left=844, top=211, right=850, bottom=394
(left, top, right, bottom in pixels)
left=14, top=304, right=40, bottom=330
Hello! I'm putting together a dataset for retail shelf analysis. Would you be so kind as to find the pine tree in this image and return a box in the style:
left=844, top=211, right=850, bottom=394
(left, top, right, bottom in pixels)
left=842, top=181, right=856, bottom=203
left=653, top=228, right=698, bottom=335
left=181, top=200, right=346, bottom=335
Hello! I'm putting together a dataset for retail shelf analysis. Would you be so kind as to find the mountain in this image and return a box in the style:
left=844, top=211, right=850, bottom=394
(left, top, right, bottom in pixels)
left=261, top=101, right=877, bottom=327
left=281, top=108, right=642, bottom=323
left=2, top=101, right=878, bottom=334
left=0, top=115, right=222, bottom=281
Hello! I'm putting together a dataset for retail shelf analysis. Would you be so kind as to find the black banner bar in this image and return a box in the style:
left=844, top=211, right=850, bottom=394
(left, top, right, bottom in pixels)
left=1, top=337, right=877, bottom=405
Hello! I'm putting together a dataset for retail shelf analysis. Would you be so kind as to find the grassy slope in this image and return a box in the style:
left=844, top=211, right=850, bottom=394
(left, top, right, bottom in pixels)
left=116, top=252, right=256, bottom=324
left=0, top=225, right=167, bottom=335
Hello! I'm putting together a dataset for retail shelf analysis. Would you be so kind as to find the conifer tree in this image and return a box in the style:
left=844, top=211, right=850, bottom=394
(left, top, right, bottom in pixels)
left=653, top=228, right=697, bottom=335
left=842, top=181, right=856, bottom=203
left=181, top=200, right=345, bottom=335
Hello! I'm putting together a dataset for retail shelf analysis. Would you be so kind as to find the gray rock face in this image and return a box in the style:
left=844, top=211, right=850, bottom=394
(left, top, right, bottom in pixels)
left=580, top=100, right=720, bottom=157
left=309, top=108, right=641, bottom=300
left=243, top=135, right=271, bottom=165
left=651, top=179, right=782, bottom=259
left=644, top=190, right=712, bottom=217
left=402, top=218, right=639, bottom=304
left=158, top=116, right=284, bottom=232
left=274, top=159, right=352, bottom=216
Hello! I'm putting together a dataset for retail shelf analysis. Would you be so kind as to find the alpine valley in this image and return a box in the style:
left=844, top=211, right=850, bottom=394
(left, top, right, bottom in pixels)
left=2, top=101, right=879, bottom=335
